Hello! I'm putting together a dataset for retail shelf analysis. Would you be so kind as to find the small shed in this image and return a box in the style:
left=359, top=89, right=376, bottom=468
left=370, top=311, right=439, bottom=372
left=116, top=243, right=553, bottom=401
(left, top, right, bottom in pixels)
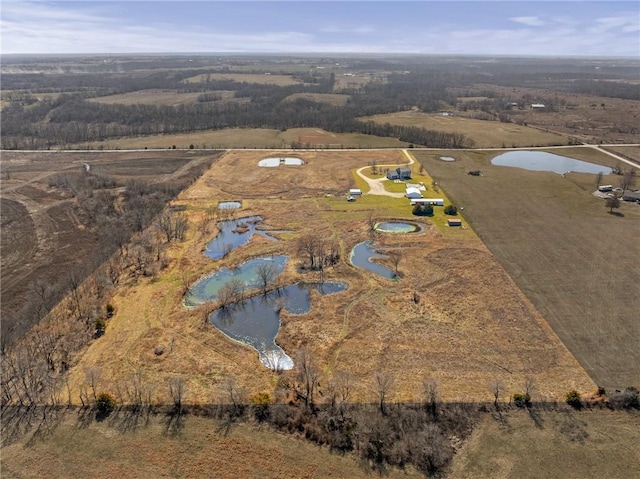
left=411, top=198, right=444, bottom=206
left=622, top=189, right=640, bottom=202
left=447, top=219, right=462, bottom=227
left=531, top=103, right=546, bottom=109
left=349, top=188, right=362, bottom=196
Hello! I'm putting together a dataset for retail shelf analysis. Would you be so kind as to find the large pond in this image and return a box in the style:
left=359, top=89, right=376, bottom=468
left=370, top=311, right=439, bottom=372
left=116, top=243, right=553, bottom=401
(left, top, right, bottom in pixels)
left=491, top=151, right=612, bottom=175
left=375, top=221, right=422, bottom=234
left=258, top=157, right=305, bottom=167
left=205, top=216, right=277, bottom=259
left=210, top=282, right=347, bottom=370
left=184, top=255, right=289, bottom=307
left=350, top=241, right=396, bottom=279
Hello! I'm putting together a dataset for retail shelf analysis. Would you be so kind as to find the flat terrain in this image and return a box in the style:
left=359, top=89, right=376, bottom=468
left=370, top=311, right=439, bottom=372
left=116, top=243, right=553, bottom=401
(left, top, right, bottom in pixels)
left=63, top=150, right=593, bottom=405
left=183, top=72, right=303, bottom=86
left=359, top=111, right=569, bottom=148
left=450, top=409, right=640, bottom=478
left=283, top=92, right=350, bottom=106
left=88, top=89, right=205, bottom=106
left=413, top=148, right=640, bottom=389
left=73, top=127, right=410, bottom=149
left=2, top=411, right=420, bottom=479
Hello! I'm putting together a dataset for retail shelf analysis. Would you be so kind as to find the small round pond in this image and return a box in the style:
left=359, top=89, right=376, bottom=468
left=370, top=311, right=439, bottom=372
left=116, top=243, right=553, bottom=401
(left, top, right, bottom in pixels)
left=258, top=157, right=305, bottom=167
left=375, top=221, right=421, bottom=234
left=439, top=156, right=456, bottom=162
left=491, top=151, right=612, bottom=175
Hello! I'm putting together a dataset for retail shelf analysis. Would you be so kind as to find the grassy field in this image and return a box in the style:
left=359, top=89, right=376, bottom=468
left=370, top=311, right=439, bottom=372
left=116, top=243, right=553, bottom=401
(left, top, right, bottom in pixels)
left=283, top=92, right=350, bottom=106
left=88, top=89, right=205, bottom=106
left=73, top=127, right=410, bottom=149
left=183, top=72, right=303, bottom=86
left=413, top=148, right=640, bottom=390
left=450, top=409, right=640, bottom=478
left=359, top=111, right=569, bottom=148
left=60, top=149, right=594, bottom=406
left=1, top=412, right=422, bottom=479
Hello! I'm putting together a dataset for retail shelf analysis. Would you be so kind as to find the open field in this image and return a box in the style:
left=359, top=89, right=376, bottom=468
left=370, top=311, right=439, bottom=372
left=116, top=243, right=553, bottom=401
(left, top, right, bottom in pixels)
left=359, top=111, right=569, bottom=148
left=183, top=72, right=303, bottom=86
left=1, top=411, right=421, bottom=479
left=72, top=127, right=411, bottom=150
left=602, top=145, right=640, bottom=164
left=413, top=148, right=640, bottom=390
left=283, top=92, right=350, bottom=106
left=88, top=89, right=210, bottom=106
left=0, top=150, right=221, bottom=345
left=450, top=409, right=640, bottom=478
left=58, top=149, right=594, bottom=406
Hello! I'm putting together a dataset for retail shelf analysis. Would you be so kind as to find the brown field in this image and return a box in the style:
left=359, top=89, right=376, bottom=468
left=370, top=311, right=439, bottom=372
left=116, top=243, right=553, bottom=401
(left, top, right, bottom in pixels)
left=0, top=150, right=220, bottom=344
left=413, top=148, right=640, bottom=390
left=602, top=145, right=640, bottom=164
left=453, top=83, right=640, bottom=144
left=1, top=412, right=422, bottom=479
left=88, top=89, right=230, bottom=106
left=72, top=127, right=410, bottom=150
left=450, top=409, right=640, bottom=478
left=61, top=149, right=594, bottom=406
left=359, top=111, right=569, bottom=148
left=183, top=72, right=303, bottom=86
left=283, top=92, right=350, bottom=106
left=333, top=72, right=379, bottom=92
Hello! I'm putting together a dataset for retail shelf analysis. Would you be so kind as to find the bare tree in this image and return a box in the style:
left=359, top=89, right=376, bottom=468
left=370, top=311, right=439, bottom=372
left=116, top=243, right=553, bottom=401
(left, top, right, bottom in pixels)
left=256, top=262, right=278, bottom=294
left=595, top=171, right=603, bottom=189
left=489, top=379, right=504, bottom=410
left=388, top=250, right=402, bottom=277
left=168, top=376, right=186, bottom=413
left=620, top=168, right=636, bottom=191
left=222, top=377, right=246, bottom=416
left=374, top=370, right=395, bottom=415
left=297, top=235, right=318, bottom=269
left=85, top=367, right=102, bottom=402
left=294, top=348, right=321, bottom=410
left=423, top=379, right=439, bottom=419
left=605, top=196, right=621, bottom=214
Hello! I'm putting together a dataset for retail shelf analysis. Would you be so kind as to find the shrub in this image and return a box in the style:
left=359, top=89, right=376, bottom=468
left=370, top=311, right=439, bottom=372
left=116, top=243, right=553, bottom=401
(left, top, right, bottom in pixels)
left=94, top=317, right=106, bottom=338
left=250, top=392, right=271, bottom=422
left=412, top=204, right=433, bottom=216
left=444, top=204, right=457, bottom=215
left=105, top=303, right=115, bottom=318
left=513, top=392, right=531, bottom=408
left=566, top=390, right=582, bottom=409
left=597, top=386, right=606, bottom=396
left=95, top=392, right=116, bottom=420
left=609, top=387, right=639, bottom=409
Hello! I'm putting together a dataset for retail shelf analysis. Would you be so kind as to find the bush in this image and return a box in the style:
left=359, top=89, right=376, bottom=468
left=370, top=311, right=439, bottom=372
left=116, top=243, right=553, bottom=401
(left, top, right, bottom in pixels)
left=250, top=392, right=271, bottom=422
left=105, top=303, right=115, bottom=318
left=566, top=390, right=582, bottom=409
left=94, top=317, right=106, bottom=338
left=95, top=392, right=116, bottom=420
left=609, top=387, right=639, bottom=409
left=597, top=386, right=606, bottom=396
left=444, top=204, right=457, bottom=215
left=513, top=392, right=531, bottom=408
left=412, top=204, right=433, bottom=216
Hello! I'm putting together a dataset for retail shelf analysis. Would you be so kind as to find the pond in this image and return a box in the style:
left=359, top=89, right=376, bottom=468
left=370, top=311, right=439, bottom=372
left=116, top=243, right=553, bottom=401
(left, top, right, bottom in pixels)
left=218, top=201, right=242, bottom=209
left=491, top=151, right=612, bottom=175
left=210, top=282, right=347, bottom=370
left=183, top=255, right=289, bottom=307
left=258, top=157, right=305, bottom=167
left=204, top=216, right=277, bottom=259
left=350, top=241, right=396, bottom=279
left=439, top=156, right=456, bottom=162
left=375, top=221, right=422, bottom=234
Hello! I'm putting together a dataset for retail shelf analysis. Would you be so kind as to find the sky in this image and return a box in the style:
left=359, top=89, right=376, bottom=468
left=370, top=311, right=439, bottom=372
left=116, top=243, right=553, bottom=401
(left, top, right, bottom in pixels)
left=1, top=1, right=639, bottom=57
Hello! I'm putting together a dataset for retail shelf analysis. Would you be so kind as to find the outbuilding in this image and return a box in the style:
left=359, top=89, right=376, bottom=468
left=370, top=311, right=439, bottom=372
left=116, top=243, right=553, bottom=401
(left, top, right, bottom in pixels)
left=405, top=186, right=423, bottom=199
left=349, top=188, right=362, bottom=196
left=622, top=189, right=640, bottom=202
left=411, top=198, right=444, bottom=206
left=447, top=219, right=462, bottom=227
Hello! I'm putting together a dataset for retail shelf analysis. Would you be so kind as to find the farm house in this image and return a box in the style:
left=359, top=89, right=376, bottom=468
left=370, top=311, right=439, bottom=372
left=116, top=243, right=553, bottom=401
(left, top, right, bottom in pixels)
left=387, top=167, right=412, bottom=180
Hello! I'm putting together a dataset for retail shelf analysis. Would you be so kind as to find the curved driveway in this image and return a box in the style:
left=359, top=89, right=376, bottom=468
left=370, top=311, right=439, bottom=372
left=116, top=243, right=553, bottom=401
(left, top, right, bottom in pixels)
left=355, top=149, right=416, bottom=197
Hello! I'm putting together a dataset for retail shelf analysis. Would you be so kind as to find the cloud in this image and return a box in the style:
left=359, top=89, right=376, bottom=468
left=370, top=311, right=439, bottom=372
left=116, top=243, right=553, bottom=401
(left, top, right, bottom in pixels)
left=319, top=24, right=375, bottom=34
left=510, top=16, right=546, bottom=27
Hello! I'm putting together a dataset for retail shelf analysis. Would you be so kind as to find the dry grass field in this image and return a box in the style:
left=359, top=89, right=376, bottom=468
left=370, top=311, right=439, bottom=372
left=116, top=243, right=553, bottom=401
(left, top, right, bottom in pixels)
left=61, top=149, right=594, bottom=406
left=450, top=409, right=640, bottom=478
left=359, top=111, right=569, bottom=148
left=73, top=127, right=410, bottom=150
left=88, top=89, right=237, bottom=106
left=283, top=92, right=351, bottom=106
left=413, top=148, right=640, bottom=390
left=183, top=72, right=303, bottom=86
left=1, top=412, right=422, bottom=479
left=602, top=145, right=640, bottom=164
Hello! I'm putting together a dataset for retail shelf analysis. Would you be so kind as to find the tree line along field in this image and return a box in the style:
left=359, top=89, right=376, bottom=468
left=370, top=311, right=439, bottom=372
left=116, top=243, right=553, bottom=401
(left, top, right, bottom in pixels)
left=2, top=55, right=639, bottom=149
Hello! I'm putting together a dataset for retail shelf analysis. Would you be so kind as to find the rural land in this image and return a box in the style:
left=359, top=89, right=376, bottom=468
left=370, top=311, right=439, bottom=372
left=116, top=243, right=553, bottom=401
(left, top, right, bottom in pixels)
left=1, top=54, right=639, bottom=478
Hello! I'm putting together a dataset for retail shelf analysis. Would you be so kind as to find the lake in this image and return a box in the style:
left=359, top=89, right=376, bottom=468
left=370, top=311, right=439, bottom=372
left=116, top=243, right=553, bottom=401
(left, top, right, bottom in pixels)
left=491, top=151, right=612, bottom=175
